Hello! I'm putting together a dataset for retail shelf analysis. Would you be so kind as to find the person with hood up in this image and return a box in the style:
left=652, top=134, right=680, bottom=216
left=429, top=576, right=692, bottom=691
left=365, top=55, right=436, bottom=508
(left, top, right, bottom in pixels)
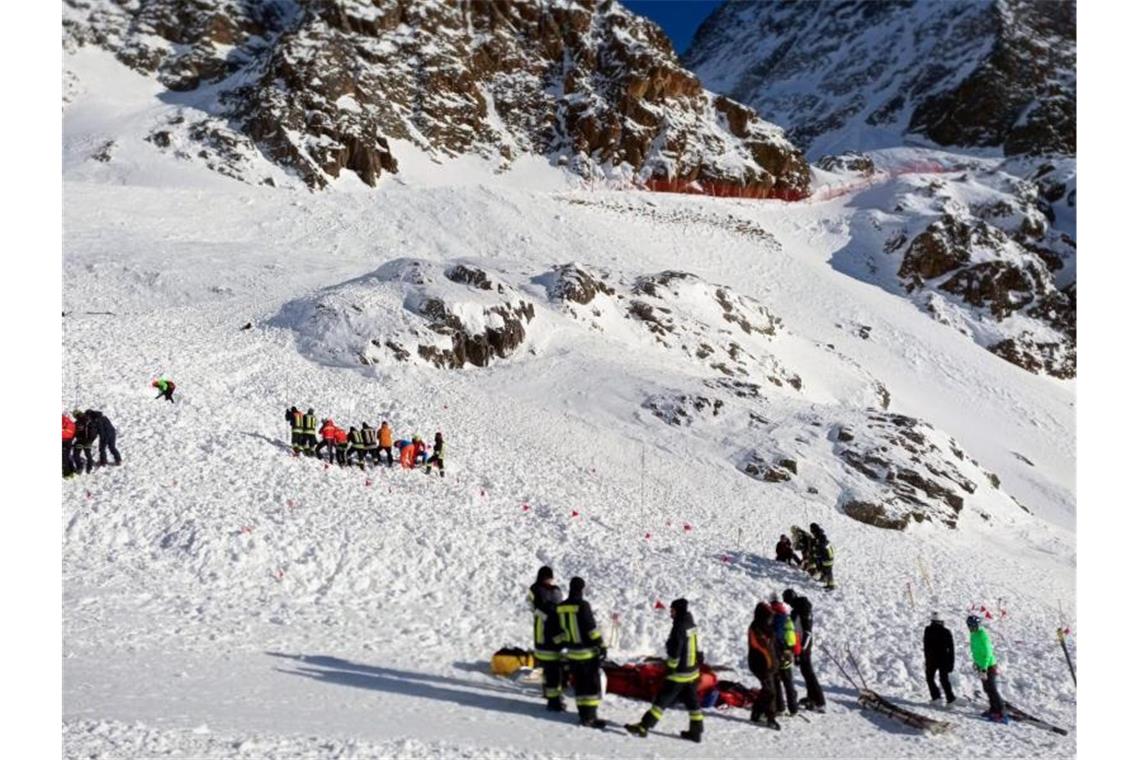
left=924, top=612, right=956, bottom=703
left=783, top=588, right=825, bottom=711
left=527, top=566, right=565, bottom=712
left=555, top=576, right=608, bottom=729
left=747, top=601, right=780, bottom=730
left=625, top=598, right=703, bottom=743
left=968, top=614, right=1006, bottom=721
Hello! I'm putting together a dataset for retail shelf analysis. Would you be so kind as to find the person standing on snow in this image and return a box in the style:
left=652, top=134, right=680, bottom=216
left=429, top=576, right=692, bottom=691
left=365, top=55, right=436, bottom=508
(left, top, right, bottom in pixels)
left=334, top=425, right=349, bottom=466
left=72, top=409, right=97, bottom=474
left=286, top=406, right=304, bottom=455
left=775, top=535, right=800, bottom=565
left=810, top=523, right=836, bottom=590
left=316, top=419, right=338, bottom=463
left=302, top=408, right=318, bottom=456
left=152, top=378, right=176, bottom=403
left=967, top=615, right=1006, bottom=721
left=87, top=409, right=122, bottom=467
left=527, top=566, right=565, bottom=712
left=378, top=421, right=394, bottom=467
left=347, top=426, right=365, bottom=468
left=556, top=577, right=608, bottom=729
left=62, top=412, right=76, bottom=478
left=425, top=432, right=445, bottom=477
left=360, top=422, right=380, bottom=466
left=769, top=594, right=799, bottom=716
left=923, top=613, right=956, bottom=703
left=625, top=598, right=704, bottom=743
left=783, top=588, right=825, bottom=711
left=747, top=601, right=781, bottom=730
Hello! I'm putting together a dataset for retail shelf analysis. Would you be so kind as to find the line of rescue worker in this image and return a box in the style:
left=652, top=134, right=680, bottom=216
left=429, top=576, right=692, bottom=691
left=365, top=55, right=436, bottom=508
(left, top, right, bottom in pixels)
left=285, top=406, right=445, bottom=476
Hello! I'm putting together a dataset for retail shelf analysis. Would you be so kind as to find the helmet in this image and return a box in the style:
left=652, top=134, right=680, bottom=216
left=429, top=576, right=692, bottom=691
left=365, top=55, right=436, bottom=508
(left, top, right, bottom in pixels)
left=810, top=522, right=822, bottom=533
left=536, top=565, right=554, bottom=583
left=569, top=576, right=586, bottom=596
left=782, top=588, right=796, bottom=605
left=966, top=614, right=981, bottom=629
left=307, top=408, right=314, bottom=415
left=670, top=598, right=688, bottom=615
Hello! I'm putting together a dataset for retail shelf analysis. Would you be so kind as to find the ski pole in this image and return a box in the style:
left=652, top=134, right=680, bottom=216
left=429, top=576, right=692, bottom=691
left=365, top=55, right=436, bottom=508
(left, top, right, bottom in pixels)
left=1056, top=628, right=1076, bottom=686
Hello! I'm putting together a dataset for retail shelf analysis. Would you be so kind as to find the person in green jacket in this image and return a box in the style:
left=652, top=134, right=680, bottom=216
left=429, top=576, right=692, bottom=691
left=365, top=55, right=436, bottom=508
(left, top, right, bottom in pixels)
left=967, top=615, right=1006, bottom=721
left=152, top=378, right=176, bottom=403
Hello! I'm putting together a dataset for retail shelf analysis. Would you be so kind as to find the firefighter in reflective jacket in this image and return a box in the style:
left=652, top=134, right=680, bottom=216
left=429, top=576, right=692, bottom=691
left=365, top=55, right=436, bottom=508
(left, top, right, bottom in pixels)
left=302, top=408, right=318, bottom=455
left=334, top=426, right=349, bottom=466
left=360, top=422, right=380, bottom=466
left=556, top=577, right=608, bottom=729
left=626, top=598, right=703, bottom=742
left=810, top=523, right=836, bottom=590
left=286, top=406, right=304, bottom=454
left=527, top=566, right=565, bottom=712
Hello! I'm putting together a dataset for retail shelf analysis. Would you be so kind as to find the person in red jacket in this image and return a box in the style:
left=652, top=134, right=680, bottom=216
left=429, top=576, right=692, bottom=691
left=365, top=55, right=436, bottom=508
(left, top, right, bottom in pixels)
left=62, top=413, right=76, bottom=478
left=334, top=426, right=349, bottom=466
left=412, top=435, right=428, bottom=466
left=316, top=419, right=338, bottom=463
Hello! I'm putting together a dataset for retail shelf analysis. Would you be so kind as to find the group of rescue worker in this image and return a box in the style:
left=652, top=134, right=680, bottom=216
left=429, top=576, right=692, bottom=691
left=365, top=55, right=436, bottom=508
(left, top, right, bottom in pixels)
left=285, top=406, right=445, bottom=476
left=526, top=566, right=825, bottom=742
left=775, top=522, right=836, bottom=591
left=527, top=563, right=1014, bottom=740
left=62, top=409, right=121, bottom=478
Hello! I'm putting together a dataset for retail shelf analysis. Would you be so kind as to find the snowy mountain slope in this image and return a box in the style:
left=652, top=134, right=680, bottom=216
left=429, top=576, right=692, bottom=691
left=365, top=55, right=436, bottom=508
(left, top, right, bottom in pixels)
left=63, top=52, right=1075, bottom=758
left=685, top=0, right=1076, bottom=160
left=63, top=0, right=809, bottom=195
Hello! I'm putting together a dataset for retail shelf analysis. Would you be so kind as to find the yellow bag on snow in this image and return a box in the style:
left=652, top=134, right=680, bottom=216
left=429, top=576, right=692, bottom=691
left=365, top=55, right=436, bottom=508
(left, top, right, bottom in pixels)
left=491, top=647, right=535, bottom=677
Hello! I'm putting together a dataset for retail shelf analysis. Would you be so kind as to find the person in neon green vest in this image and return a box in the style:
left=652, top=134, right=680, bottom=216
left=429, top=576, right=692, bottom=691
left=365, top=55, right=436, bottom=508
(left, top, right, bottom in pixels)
left=968, top=614, right=1006, bottom=721
left=152, top=378, right=176, bottom=403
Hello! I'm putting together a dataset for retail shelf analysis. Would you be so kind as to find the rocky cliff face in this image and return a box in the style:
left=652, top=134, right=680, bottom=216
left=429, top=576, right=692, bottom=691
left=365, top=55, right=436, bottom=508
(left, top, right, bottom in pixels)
left=63, top=0, right=809, bottom=194
left=685, top=0, right=1075, bottom=159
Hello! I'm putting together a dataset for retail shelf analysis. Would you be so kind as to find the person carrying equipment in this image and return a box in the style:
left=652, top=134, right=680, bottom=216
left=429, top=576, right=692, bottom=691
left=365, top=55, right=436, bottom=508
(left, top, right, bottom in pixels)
left=334, top=425, right=349, bottom=466
left=556, top=577, right=608, bottom=728
left=302, top=408, right=318, bottom=455
left=87, top=409, right=122, bottom=467
left=775, top=535, right=800, bottom=565
left=152, top=378, right=176, bottom=403
left=810, top=523, right=836, bottom=590
left=72, top=409, right=97, bottom=474
left=286, top=406, right=304, bottom=455
left=625, top=598, right=704, bottom=743
left=769, top=595, right=799, bottom=716
left=968, top=615, right=1006, bottom=721
left=379, top=421, right=394, bottom=467
left=316, top=419, right=338, bottom=463
left=62, top=413, right=76, bottom=478
left=747, top=601, right=780, bottom=730
left=412, top=435, right=427, bottom=466
left=360, top=422, right=380, bottom=465
left=425, top=432, right=445, bottom=477
left=924, top=613, right=956, bottom=703
left=527, top=566, right=565, bottom=712
left=783, top=588, right=825, bottom=711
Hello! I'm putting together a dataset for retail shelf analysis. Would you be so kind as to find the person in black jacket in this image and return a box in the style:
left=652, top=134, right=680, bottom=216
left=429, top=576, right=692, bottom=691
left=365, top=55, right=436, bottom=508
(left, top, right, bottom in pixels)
left=527, top=566, right=565, bottom=712
left=747, top=602, right=780, bottom=730
left=924, top=613, right=956, bottom=703
left=626, top=598, right=704, bottom=743
left=87, top=409, right=122, bottom=466
left=425, top=432, right=445, bottom=477
left=286, top=406, right=303, bottom=455
left=810, top=523, right=836, bottom=590
left=72, top=409, right=97, bottom=474
left=783, top=588, right=826, bottom=711
left=556, top=576, right=608, bottom=728
left=775, top=535, right=800, bottom=565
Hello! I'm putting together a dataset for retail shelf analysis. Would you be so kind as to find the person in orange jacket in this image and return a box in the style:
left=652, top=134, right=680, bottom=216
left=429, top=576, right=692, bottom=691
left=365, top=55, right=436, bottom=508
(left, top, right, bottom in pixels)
left=334, top=426, right=349, bottom=466
left=316, top=419, right=338, bottom=463
left=412, top=435, right=428, bottom=466
left=378, top=421, right=394, bottom=467
left=62, top=413, right=76, bottom=478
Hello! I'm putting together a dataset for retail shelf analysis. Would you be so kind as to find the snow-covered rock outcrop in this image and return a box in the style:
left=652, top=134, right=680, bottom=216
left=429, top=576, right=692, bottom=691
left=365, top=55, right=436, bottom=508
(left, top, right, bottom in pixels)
left=63, top=0, right=809, bottom=194
left=685, top=0, right=1075, bottom=159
